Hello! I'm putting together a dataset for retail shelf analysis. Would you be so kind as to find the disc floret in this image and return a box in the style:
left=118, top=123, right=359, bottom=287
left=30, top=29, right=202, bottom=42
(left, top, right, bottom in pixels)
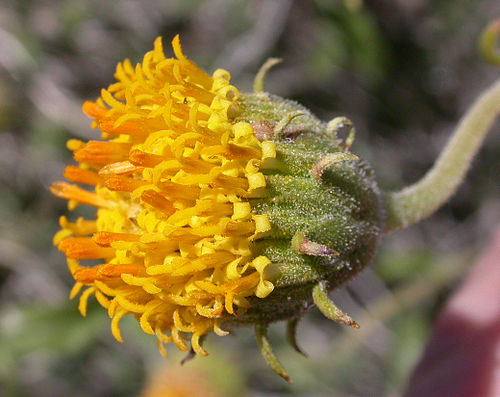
left=52, top=36, right=277, bottom=357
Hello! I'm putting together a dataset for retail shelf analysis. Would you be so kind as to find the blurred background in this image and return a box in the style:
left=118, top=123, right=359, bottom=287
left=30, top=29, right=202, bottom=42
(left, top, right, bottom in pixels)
left=0, top=0, right=499, bottom=396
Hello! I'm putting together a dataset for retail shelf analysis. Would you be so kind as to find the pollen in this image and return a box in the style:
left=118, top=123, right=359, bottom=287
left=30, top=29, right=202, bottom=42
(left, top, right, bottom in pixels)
left=52, top=35, right=276, bottom=356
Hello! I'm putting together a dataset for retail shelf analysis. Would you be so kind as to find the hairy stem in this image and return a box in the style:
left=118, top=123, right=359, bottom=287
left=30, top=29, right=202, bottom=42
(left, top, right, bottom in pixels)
left=385, top=78, right=500, bottom=233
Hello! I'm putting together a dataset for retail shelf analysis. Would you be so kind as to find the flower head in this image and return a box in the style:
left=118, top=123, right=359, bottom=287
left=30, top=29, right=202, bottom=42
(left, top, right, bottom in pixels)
left=52, top=34, right=389, bottom=383
left=52, top=35, right=276, bottom=356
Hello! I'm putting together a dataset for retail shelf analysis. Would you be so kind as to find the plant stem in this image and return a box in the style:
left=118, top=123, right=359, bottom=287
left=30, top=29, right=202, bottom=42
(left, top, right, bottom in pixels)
left=479, top=18, right=500, bottom=66
left=385, top=78, right=500, bottom=233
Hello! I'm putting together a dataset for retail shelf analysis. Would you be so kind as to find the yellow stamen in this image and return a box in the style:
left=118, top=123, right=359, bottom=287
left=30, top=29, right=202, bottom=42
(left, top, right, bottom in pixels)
left=52, top=35, right=277, bottom=358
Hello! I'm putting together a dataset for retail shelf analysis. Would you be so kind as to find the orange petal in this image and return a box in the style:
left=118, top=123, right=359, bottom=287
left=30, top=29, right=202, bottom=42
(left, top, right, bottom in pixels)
left=140, top=189, right=175, bottom=215
left=74, top=141, right=131, bottom=165
left=74, top=263, right=140, bottom=283
left=103, top=175, right=148, bottom=192
left=92, top=232, right=140, bottom=247
left=98, top=118, right=147, bottom=136
left=99, top=161, right=143, bottom=176
left=64, top=166, right=103, bottom=185
left=50, top=182, right=111, bottom=208
left=82, top=101, right=108, bottom=119
left=129, top=149, right=164, bottom=168
left=58, top=237, right=115, bottom=259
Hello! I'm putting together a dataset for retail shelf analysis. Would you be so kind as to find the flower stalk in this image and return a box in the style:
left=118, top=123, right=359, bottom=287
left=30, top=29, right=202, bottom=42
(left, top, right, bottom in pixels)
left=385, top=78, right=500, bottom=233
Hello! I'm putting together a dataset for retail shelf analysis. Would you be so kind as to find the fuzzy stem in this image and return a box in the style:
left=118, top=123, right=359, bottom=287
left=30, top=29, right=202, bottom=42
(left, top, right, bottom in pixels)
left=385, top=78, right=500, bottom=233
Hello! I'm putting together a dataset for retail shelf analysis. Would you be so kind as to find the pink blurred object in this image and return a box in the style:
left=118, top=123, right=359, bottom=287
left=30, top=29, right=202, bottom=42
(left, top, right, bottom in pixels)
left=405, top=227, right=500, bottom=397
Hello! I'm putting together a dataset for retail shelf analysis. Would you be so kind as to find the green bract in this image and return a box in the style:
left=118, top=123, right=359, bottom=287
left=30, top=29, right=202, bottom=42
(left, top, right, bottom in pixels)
left=216, top=92, right=386, bottom=381
left=226, top=93, right=384, bottom=326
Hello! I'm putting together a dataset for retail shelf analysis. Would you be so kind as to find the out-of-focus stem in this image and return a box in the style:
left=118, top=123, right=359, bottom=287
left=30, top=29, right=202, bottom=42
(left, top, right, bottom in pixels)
left=479, top=18, right=500, bottom=66
left=385, top=79, right=500, bottom=233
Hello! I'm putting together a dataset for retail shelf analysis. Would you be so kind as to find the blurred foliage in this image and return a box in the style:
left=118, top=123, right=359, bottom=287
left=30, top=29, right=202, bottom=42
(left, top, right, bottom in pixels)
left=0, top=0, right=499, bottom=396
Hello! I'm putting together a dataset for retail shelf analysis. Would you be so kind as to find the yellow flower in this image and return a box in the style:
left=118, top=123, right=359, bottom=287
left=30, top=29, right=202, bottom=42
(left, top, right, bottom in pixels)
left=51, top=35, right=276, bottom=356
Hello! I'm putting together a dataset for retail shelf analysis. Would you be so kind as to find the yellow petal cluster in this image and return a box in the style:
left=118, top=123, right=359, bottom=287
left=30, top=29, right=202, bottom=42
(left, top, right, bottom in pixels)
left=51, top=36, right=276, bottom=356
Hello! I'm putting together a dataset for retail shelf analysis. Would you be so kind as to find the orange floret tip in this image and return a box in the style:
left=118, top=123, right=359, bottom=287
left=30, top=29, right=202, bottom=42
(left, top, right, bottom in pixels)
left=82, top=101, right=108, bottom=119
left=73, top=141, right=131, bottom=165
left=129, top=149, right=164, bottom=168
left=92, top=232, right=140, bottom=247
left=74, top=264, right=140, bottom=283
left=140, top=190, right=175, bottom=215
left=98, top=161, right=143, bottom=176
left=98, top=118, right=147, bottom=136
left=103, top=175, right=148, bottom=192
left=64, top=166, right=103, bottom=185
left=58, top=237, right=115, bottom=260
left=50, top=182, right=111, bottom=208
